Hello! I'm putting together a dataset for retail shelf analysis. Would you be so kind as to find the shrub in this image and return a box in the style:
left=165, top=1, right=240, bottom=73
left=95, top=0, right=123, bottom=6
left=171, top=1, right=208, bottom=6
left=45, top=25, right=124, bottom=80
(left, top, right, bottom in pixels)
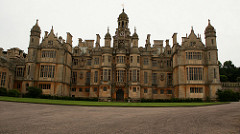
left=7, top=89, right=20, bottom=97
left=26, top=87, right=42, bottom=98
left=0, top=87, right=7, bottom=96
left=216, top=89, right=240, bottom=102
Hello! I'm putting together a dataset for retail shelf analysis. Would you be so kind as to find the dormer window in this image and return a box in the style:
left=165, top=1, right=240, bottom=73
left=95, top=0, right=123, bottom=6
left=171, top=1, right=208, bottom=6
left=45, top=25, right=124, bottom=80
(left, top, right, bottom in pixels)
left=48, top=40, right=53, bottom=45
left=74, top=49, right=78, bottom=54
left=190, top=41, right=196, bottom=46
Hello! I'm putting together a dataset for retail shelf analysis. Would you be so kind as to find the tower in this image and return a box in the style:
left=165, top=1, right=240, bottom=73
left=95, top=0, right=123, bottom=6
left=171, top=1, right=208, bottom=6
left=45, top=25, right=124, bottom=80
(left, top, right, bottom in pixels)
left=23, top=20, right=41, bottom=92
left=204, top=20, right=221, bottom=100
left=114, top=9, right=131, bottom=49
left=29, top=20, right=41, bottom=47
left=104, top=27, right=111, bottom=47
left=132, top=27, right=138, bottom=47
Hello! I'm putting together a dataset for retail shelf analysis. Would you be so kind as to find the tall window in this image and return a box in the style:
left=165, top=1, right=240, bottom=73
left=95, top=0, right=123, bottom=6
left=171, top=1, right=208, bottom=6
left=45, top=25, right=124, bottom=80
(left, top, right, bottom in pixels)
left=130, top=56, right=133, bottom=63
left=130, top=70, right=140, bottom=82
left=0, top=72, right=6, bottom=87
left=186, top=67, right=203, bottom=81
left=144, top=58, right=149, bottom=65
left=108, top=56, right=111, bottom=62
left=94, top=71, right=98, bottom=83
left=137, top=56, right=140, bottom=63
left=144, top=72, right=148, bottom=84
left=103, top=69, right=111, bottom=81
left=71, top=72, right=77, bottom=84
left=41, top=51, right=56, bottom=58
left=152, top=60, right=157, bottom=67
left=87, top=59, right=91, bottom=66
left=94, top=58, right=99, bottom=65
left=117, top=70, right=125, bottom=82
left=214, top=68, right=216, bottom=79
left=40, top=65, right=55, bottom=78
left=16, top=67, right=24, bottom=77
left=152, top=73, right=157, bottom=85
left=117, top=56, right=125, bottom=63
left=86, top=72, right=91, bottom=84
left=186, top=52, right=202, bottom=60
left=167, top=73, right=173, bottom=86
left=28, top=65, right=30, bottom=75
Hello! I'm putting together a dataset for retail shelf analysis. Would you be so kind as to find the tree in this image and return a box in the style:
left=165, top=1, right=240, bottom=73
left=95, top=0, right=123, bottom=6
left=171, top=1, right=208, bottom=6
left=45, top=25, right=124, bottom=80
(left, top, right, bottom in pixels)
left=219, top=60, right=239, bottom=82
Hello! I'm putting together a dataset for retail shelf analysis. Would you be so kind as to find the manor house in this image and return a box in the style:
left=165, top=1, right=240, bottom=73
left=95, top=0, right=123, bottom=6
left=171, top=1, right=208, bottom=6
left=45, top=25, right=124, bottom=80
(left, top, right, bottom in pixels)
left=0, top=9, right=221, bottom=101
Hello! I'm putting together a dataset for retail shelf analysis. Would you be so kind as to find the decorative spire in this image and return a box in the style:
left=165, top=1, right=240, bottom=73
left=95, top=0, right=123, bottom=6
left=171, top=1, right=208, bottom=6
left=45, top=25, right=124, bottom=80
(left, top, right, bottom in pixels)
left=134, top=26, right=136, bottom=33
left=208, top=19, right=211, bottom=25
left=36, top=19, right=39, bottom=25
left=50, top=26, right=54, bottom=33
left=107, top=26, right=109, bottom=33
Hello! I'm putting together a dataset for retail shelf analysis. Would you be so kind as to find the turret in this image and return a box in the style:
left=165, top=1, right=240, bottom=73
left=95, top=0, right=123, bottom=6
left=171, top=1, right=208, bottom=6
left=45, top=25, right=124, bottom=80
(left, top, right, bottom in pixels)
left=118, top=8, right=129, bottom=29
left=29, top=19, right=41, bottom=47
left=205, top=19, right=216, bottom=47
left=132, top=27, right=138, bottom=47
left=104, top=27, right=111, bottom=47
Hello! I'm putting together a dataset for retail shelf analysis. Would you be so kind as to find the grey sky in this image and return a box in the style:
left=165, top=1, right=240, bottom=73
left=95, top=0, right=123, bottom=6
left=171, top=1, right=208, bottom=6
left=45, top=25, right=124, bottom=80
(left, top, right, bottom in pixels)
left=0, top=0, right=239, bottom=66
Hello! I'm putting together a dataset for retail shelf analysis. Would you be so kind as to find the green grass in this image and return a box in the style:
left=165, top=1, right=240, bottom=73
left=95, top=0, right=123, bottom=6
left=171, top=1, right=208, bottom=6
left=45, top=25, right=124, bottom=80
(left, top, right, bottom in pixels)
left=0, top=96, right=229, bottom=107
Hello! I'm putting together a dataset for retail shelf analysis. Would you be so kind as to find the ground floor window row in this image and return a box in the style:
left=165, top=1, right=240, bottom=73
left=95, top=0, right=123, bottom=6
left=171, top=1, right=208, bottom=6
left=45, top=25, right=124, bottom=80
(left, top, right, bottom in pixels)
left=144, top=88, right=172, bottom=94
left=190, top=87, right=203, bottom=93
left=71, top=87, right=108, bottom=92
left=39, top=84, right=51, bottom=89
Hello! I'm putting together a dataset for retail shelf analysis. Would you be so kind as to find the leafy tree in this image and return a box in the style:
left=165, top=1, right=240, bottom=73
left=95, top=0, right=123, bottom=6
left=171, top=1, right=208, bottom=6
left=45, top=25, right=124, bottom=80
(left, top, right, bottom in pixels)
left=219, top=60, right=240, bottom=82
left=26, top=87, right=42, bottom=98
left=220, top=75, right=228, bottom=82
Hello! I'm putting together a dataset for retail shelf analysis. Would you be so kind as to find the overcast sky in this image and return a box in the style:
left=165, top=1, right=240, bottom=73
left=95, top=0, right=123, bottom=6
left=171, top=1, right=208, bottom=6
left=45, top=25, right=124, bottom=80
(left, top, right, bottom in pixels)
left=0, top=0, right=239, bottom=66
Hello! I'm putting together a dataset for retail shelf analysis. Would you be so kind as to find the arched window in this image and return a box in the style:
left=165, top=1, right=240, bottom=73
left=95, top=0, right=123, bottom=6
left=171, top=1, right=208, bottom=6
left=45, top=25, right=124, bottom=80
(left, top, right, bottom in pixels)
left=122, top=21, right=124, bottom=28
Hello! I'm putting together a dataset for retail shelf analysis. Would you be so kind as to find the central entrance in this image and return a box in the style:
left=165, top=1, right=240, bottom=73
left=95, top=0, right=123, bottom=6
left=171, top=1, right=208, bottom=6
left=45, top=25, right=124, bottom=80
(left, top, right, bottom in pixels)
left=116, top=88, right=124, bottom=101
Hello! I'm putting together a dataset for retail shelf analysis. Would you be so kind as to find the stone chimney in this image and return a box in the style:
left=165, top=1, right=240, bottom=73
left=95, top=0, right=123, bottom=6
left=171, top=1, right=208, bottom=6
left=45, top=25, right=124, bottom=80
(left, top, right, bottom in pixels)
left=172, top=33, right=177, bottom=45
left=66, top=32, right=73, bottom=45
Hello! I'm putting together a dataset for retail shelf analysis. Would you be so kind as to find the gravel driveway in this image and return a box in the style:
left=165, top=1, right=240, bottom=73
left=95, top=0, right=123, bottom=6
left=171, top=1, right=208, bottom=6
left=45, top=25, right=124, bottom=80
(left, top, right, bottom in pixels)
left=0, top=101, right=239, bottom=134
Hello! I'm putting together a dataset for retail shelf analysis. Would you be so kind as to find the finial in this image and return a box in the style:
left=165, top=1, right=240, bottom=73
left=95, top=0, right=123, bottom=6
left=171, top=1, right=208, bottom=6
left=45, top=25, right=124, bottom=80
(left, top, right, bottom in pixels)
left=107, top=26, right=109, bottom=33
left=191, top=26, right=193, bottom=30
left=36, top=19, right=39, bottom=25
left=134, top=26, right=136, bottom=33
left=208, top=19, right=210, bottom=25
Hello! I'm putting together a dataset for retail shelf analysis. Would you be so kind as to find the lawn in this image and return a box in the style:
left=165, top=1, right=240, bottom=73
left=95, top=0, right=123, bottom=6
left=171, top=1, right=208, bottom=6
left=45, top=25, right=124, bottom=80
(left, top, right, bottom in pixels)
left=0, top=96, right=229, bottom=107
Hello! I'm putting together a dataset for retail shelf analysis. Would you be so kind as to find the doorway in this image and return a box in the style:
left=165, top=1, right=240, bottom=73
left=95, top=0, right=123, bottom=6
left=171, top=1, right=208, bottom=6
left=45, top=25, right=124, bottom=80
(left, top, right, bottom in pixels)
left=116, top=89, right=124, bottom=101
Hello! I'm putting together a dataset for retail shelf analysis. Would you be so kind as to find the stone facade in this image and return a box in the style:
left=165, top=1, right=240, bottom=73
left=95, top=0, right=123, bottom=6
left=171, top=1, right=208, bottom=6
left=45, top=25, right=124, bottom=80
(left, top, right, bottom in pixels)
left=0, top=9, right=221, bottom=101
